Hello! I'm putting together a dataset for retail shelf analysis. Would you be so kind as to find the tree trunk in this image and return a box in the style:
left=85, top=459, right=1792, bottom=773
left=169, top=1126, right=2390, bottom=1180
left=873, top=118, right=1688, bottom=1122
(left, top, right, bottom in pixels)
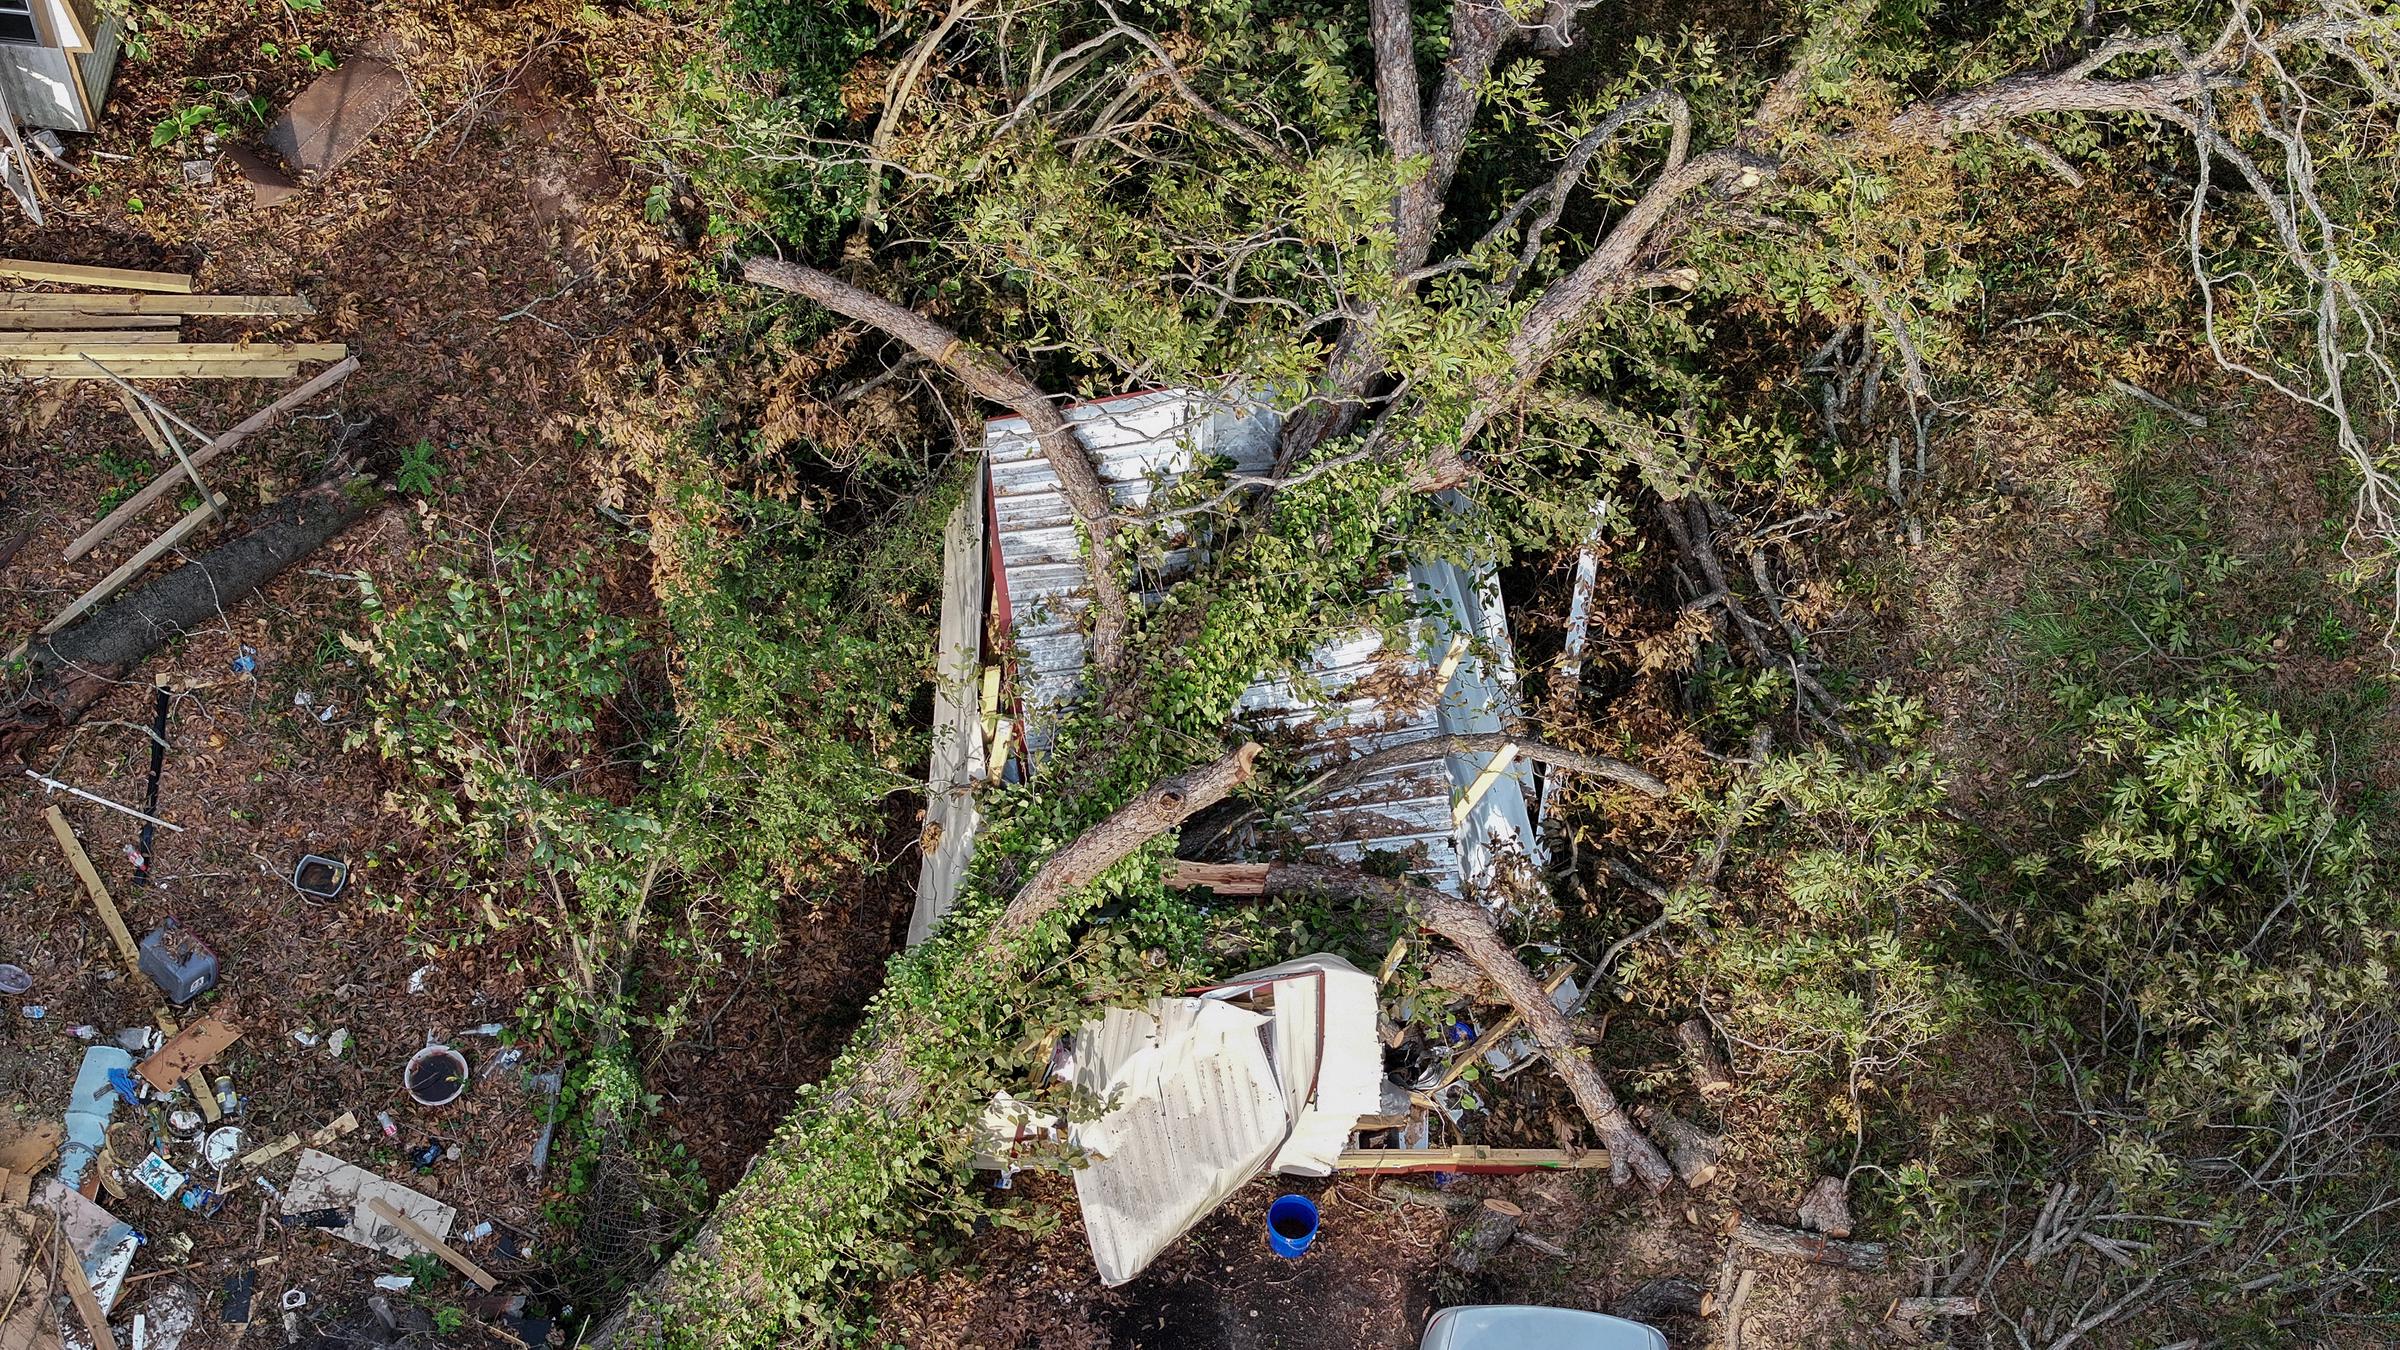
left=1300, top=731, right=1671, bottom=802
left=1643, top=1108, right=1722, bottom=1188
left=739, top=257, right=1135, bottom=673
left=1731, top=1215, right=1886, bottom=1271
left=1448, top=1198, right=1522, bottom=1273
left=3, top=469, right=377, bottom=759
left=1256, top=862, right=1676, bottom=1189
left=1676, top=1018, right=1737, bottom=1096
left=1797, top=1176, right=1854, bottom=1238
left=593, top=745, right=1262, bottom=1347
left=1611, top=1277, right=1706, bottom=1323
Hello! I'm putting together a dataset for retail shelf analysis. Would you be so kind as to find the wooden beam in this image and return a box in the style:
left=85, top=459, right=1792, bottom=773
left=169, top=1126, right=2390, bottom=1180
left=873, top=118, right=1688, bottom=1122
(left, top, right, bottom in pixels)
left=1164, top=859, right=1271, bottom=895
left=0, top=259, right=194, bottom=292
left=43, top=805, right=143, bottom=976
left=0, top=294, right=309, bottom=316
left=363, top=1198, right=498, bottom=1291
left=1334, top=1146, right=1614, bottom=1174
left=56, top=1226, right=120, bottom=1350
left=0, top=311, right=182, bottom=329
left=0, top=341, right=346, bottom=361
left=154, top=1009, right=223, bottom=1124
left=9, top=361, right=305, bottom=380
left=65, top=356, right=356, bottom=561
left=15, top=329, right=179, bottom=343
left=42, top=494, right=229, bottom=635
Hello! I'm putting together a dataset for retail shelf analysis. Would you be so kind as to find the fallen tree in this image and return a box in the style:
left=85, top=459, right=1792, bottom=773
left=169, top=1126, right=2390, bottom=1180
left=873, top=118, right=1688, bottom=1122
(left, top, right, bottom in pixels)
left=3, top=466, right=379, bottom=759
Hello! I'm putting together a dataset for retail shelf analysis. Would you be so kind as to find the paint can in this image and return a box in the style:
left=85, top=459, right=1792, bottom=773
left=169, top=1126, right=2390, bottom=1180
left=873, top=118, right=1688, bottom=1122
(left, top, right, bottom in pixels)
left=404, top=1045, right=469, bottom=1107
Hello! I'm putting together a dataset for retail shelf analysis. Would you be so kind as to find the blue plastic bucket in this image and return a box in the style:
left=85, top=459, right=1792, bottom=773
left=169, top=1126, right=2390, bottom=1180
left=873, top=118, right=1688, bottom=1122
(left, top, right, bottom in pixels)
left=1266, top=1194, right=1319, bottom=1258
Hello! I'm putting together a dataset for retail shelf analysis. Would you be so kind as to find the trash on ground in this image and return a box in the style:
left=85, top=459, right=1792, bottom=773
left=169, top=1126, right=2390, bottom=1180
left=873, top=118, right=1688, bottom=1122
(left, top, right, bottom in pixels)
left=135, top=1015, right=240, bottom=1092
left=372, top=1274, right=415, bottom=1291
left=132, top=1151, right=187, bottom=1201
left=128, top=1280, right=201, bottom=1350
left=405, top=965, right=432, bottom=995
left=325, top=1027, right=350, bottom=1059
left=136, top=920, right=219, bottom=1003
left=0, top=965, right=28, bottom=995
left=1266, top=1194, right=1320, bottom=1258
left=202, top=1127, right=245, bottom=1169
left=307, top=1112, right=358, bottom=1148
left=290, top=854, right=347, bottom=899
left=280, top=1149, right=459, bottom=1260
left=404, top=1045, right=468, bottom=1106
left=1009, top=952, right=1382, bottom=1286
left=59, top=1046, right=133, bottom=1191
left=33, top=1177, right=142, bottom=1313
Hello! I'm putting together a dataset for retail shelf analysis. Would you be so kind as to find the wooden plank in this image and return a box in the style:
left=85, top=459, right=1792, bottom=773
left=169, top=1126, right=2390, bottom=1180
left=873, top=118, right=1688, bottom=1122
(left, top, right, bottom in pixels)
left=55, top=1227, right=118, bottom=1350
left=234, top=1133, right=301, bottom=1173
left=42, top=806, right=142, bottom=976
left=363, top=1198, right=498, bottom=1291
left=1333, top=1146, right=1614, bottom=1174
left=114, top=386, right=173, bottom=457
left=910, top=491, right=988, bottom=947
left=0, top=294, right=306, bottom=316
left=306, top=1112, right=357, bottom=1147
left=0, top=312, right=181, bottom=330
left=0, top=259, right=193, bottom=293
left=40, top=494, right=229, bottom=636
left=0, top=342, right=345, bottom=361
left=12, top=330, right=179, bottom=343
left=136, top=1016, right=241, bottom=1092
left=154, top=1010, right=221, bottom=1124
left=9, top=361, right=305, bottom=380
left=65, top=356, right=355, bottom=561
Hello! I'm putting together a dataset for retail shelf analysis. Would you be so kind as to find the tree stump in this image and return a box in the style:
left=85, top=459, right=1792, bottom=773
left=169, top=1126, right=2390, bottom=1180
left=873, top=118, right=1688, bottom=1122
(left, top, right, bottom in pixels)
left=1797, top=1176, right=1854, bottom=1238
left=1643, top=1109, right=1722, bottom=1188
left=1448, top=1198, right=1523, bottom=1273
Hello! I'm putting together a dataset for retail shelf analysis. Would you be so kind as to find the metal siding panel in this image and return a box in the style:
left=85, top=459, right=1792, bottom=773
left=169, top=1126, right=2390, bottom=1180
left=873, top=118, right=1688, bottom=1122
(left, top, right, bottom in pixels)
left=0, top=46, right=82, bottom=132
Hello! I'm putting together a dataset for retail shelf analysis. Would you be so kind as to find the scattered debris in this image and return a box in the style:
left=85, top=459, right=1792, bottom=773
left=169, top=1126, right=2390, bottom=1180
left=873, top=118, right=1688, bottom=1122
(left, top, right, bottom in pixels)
left=0, top=965, right=28, bottom=995
left=362, top=1196, right=497, bottom=1291
left=135, top=1015, right=239, bottom=1092
left=290, top=854, right=348, bottom=900
left=264, top=58, right=409, bottom=179
left=404, top=1045, right=469, bottom=1107
left=45, top=806, right=148, bottom=978
left=131, top=1152, right=186, bottom=1202
left=135, top=922, right=219, bottom=1004
left=281, top=1149, right=458, bottom=1260
left=221, top=146, right=299, bottom=208
left=59, top=1047, right=133, bottom=1191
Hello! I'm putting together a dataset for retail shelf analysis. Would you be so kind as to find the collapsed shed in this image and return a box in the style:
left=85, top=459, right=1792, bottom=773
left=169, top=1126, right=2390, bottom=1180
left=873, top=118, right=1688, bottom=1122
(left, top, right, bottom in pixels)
left=912, top=387, right=1543, bottom=944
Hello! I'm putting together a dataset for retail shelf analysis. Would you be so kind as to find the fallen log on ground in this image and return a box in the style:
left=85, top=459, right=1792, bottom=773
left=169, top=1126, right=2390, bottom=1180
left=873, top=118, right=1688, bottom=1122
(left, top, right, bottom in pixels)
left=594, top=744, right=1262, bottom=1347
left=2, top=466, right=378, bottom=759
left=1732, top=1214, right=1887, bottom=1271
left=1611, top=1277, right=1706, bottom=1322
left=1253, top=861, right=1675, bottom=1189
left=1642, top=1108, right=1723, bottom=1188
left=1448, top=1198, right=1523, bottom=1273
left=1797, top=1175, right=1854, bottom=1238
left=1676, top=1018, right=1737, bottom=1095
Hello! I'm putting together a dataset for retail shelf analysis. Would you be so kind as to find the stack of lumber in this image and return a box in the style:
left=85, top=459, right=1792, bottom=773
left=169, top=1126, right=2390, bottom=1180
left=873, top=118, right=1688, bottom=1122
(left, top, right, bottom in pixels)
left=0, top=259, right=341, bottom=380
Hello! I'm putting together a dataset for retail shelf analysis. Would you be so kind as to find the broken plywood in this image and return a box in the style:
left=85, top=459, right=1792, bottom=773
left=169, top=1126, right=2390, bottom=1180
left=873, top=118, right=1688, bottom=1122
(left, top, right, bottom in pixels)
left=134, top=1016, right=239, bottom=1092
left=31, top=1180, right=139, bottom=1315
left=0, top=1119, right=60, bottom=1174
left=264, top=58, right=408, bottom=178
left=280, top=1149, right=455, bottom=1259
left=0, top=1201, right=61, bottom=1350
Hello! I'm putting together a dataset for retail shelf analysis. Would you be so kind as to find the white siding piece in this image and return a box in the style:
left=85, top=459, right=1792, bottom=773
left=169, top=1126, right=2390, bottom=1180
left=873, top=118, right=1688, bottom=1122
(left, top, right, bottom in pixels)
left=909, top=490, right=989, bottom=947
left=1207, top=954, right=1386, bottom=1176
left=1068, top=998, right=1289, bottom=1287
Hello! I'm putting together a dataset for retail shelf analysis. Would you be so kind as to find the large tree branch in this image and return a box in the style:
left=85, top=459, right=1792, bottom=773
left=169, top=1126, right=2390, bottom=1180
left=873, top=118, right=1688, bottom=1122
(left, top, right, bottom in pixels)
left=1253, top=861, right=1675, bottom=1189
left=1294, top=730, right=1671, bottom=802
left=597, top=744, right=1261, bottom=1345
left=741, top=257, right=1136, bottom=673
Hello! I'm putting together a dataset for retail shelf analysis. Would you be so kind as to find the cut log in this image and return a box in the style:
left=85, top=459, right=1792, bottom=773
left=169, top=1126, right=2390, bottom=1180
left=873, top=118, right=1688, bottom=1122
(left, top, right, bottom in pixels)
left=1, top=467, right=378, bottom=758
left=1257, top=862, right=1675, bottom=1190
left=1676, top=1018, right=1736, bottom=1095
left=0, top=258, right=194, bottom=291
left=1448, top=1198, right=1522, bottom=1273
left=1731, top=1215, right=1886, bottom=1271
left=1797, top=1176, right=1854, bottom=1238
left=1888, top=1296, right=1979, bottom=1321
left=1164, top=859, right=1271, bottom=895
left=1643, top=1108, right=1723, bottom=1188
left=1610, top=1277, right=1706, bottom=1322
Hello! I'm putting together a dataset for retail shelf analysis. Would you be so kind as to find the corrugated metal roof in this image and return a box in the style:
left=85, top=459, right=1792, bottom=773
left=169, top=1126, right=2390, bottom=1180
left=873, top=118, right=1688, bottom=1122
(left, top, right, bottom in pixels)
left=975, top=389, right=1541, bottom=898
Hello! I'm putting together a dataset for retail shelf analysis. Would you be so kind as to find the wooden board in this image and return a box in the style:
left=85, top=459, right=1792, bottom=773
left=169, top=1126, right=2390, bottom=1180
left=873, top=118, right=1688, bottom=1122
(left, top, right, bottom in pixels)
left=40, top=493, right=229, bottom=636
left=64, top=356, right=357, bottom=561
left=135, top=1016, right=241, bottom=1092
left=1333, top=1146, right=1615, bottom=1174
left=363, top=1198, right=497, bottom=1291
left=10, top=330, right=179, bottom=343
left=153, top=1010, right=221, bottom=1124
left=0, top=1203, right=61, bottom=1350
left=0, top=312, right=181, bottom=330
left=0, top=294, right=307, bottom=316
left=0, top=342, right=346, bottom=361
left=42, top=807, right=142, bottom=975
left=55, top=1228, right=116, bottom=1350
left=0, top=259, right=194, bottom=293
left=281, top=1151, right=455, bottom=1259
left=9, top=360, right=306, bottom=380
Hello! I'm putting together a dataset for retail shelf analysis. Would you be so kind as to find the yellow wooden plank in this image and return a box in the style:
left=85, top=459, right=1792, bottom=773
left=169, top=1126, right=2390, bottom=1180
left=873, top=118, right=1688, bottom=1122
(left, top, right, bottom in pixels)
left=0, top=259, right=194, bottom=292
left=0, top=342, right=346, bottom=360
left=42, top=806, right=143, bottom=976
left=1333, top=1146, right=1614, bottom=1173
left=9, top=329, right=179, bottom=342
left=0, top=294, right=309, bottom=316
left=9, top=361, right=306, bottom=380
left=0, top=311, right=181, bottom=329
left=56, top=1226, right=120, bottom=1350
left=363, top=1198, right=498, bottom=1291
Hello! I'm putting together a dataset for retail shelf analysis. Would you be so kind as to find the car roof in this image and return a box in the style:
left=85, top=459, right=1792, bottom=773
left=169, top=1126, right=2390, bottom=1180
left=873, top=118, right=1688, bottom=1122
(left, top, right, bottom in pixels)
left=1421, top=1305, right=1671, bottom=1350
